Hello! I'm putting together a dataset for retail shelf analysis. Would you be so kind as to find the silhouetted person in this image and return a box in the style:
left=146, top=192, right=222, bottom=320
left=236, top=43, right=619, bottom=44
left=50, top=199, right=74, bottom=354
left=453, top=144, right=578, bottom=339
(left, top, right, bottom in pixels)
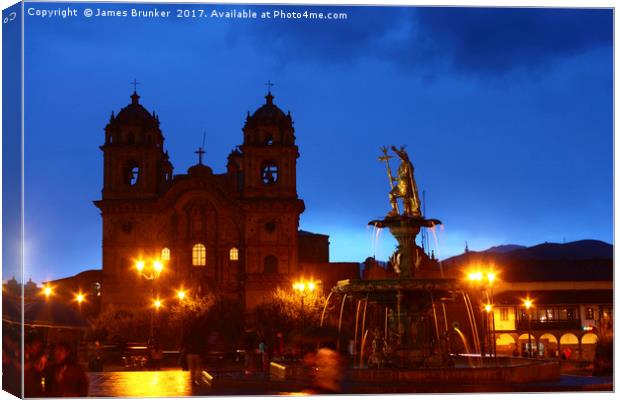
left=51, top=341, right=89, bottom=397
left=150, top=342, right=163, bottom=371
left=273, top=332, right=285, bottom=359
left=257, top=333, right=270, bottom=373
left=3, top=325, right=22, bottom=397
left=24, top=332, right=52, bottom=397
left=313, top=347, right=344, bottom=393
left=179, top=344, right=188, bottom=371
left=242, top=325, right=259, bottom=375
left=183, top=328, right=204, bottom=385
left=87, top=340, right=103, bottom=372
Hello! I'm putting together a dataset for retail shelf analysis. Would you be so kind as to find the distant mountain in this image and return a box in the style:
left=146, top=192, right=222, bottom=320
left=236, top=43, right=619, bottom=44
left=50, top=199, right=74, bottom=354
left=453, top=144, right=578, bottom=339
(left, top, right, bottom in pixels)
left=483, top=244, right=526, bottom=254
left=507, top=240, right=612, bottom=260
left=441, top=240, right=612, bottom=282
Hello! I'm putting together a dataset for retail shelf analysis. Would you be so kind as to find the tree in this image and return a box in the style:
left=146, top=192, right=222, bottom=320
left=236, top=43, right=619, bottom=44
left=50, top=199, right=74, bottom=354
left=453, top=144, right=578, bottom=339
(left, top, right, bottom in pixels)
left=251, top=287, right=327, bottom=341
left=86, top=306, right=150, bottom=346
left=168, top=294, right=244, bottom=349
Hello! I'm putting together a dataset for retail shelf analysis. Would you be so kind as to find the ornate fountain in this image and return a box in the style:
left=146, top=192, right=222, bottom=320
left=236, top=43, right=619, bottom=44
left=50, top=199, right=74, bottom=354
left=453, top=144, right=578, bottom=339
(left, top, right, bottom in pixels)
left=331, top=145, right=462, bottom=369
left=265, top=145, right=562, bottom=391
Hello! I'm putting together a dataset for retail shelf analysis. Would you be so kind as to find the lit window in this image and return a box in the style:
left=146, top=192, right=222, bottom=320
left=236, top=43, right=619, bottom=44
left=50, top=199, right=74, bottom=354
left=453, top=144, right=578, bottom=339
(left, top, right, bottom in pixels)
left=586, top=307, right=594, bottom=320
left=192, top=244, right=206, bottom=266
left=229, top=247, right=239, bottom=261
left=500, top=307, right=509, bottom=321
left=161, top=247, right=170, bottom=261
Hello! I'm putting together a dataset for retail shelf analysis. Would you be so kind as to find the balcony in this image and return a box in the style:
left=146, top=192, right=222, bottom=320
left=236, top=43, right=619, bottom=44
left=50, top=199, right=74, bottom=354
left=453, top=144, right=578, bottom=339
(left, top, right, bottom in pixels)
left=516, top=319, right=581, bottom=331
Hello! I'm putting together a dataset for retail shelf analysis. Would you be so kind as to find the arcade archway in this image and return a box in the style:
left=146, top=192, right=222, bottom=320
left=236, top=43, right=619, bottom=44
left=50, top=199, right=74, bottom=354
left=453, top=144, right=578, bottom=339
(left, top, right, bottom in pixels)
left=495, top=333, right=516, bottom=355
left=538, top=333, right=558, bottom=358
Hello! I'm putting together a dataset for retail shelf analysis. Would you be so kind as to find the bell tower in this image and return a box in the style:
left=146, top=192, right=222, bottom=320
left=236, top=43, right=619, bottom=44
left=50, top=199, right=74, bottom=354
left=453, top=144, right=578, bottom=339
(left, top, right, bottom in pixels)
left=100, top=89, right=173, bottom=200
left=240, top=88, right=298, bottom=199
left=236, top=87, right=305, bottom=308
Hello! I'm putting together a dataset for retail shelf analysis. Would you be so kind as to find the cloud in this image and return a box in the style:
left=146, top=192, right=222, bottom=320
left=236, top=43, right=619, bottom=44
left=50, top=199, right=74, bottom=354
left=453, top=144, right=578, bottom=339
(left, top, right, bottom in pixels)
left=231, top=6, right=612, bottom=77
left=412, top=7, right=612, bottom=75
left=226, top=5, right=408, bottom=64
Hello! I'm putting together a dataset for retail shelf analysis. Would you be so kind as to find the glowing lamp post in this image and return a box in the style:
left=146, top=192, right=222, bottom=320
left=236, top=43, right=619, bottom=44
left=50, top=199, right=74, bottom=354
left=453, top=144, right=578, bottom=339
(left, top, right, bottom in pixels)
left=41, top=285, right=53, bottom=300
left=483, top=304, right=493, bottom=356
left=135, top=258, right=165, bottom=341
left=486, top=272, right=497, bottom=357
left=523, top=298, right=534, bottom=357
left=153, top=297, right=163, bottom=310
left=293, top=279, right=316, bottom=353
left=466, top=268, right=499, bottom=356
left=74, top=292, right=86, bottom=313
left=176, top=289, right=187, bottom=301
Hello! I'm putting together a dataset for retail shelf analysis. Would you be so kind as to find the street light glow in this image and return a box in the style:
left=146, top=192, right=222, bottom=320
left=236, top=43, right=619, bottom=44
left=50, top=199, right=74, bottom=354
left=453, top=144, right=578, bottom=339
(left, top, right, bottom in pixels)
left=136, top=260, right=145, bottom=272
left=484, top=304, right=493, bottom=313
left=523, top=298, right=533, bottom=309
left=75, top=292, right=85, bottom=303
left=177, top=289, right=187, bottom=300
left=487, top=272, right=496, bottom=284
left=467, top=270, right=483, bottom=281
left=153, top=260, right=164, bottom=274
left=153, top=298, right=163, bottom=310
left=293, top=279, right=317, bottom=293
left=42, top=285, right=53, bottom=298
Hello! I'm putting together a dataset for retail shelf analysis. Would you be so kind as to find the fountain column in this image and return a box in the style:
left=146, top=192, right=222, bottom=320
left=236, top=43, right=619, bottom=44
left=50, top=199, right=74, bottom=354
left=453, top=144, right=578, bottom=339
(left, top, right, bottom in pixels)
left=388, top=221, right=422, bottom=278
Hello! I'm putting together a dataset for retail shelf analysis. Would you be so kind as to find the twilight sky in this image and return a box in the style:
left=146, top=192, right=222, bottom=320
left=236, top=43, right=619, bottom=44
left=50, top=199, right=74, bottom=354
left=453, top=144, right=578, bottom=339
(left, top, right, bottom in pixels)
left=19, top=4, right=612, bottom=283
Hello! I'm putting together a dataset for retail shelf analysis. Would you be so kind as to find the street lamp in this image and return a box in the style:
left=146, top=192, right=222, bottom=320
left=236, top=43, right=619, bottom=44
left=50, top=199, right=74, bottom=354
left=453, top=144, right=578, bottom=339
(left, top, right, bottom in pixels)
left=153, top=297, right=163, bottom=310
left=135, top=259, right=164, bottom=280
left=41, top=285, right=53, bottom=299
left=486, top=272, right=497, bottom=357
left=74, top=292, right=86, bottom=313
left=176, top=289, right=187, bottom=301
left=135, top=258, right=165, bottom=341
left=467, top=271, right=483, bottom=282
left=466, top=268, right=499, bottom=356
left=293, top=279, right=316, bottom=353
left=483, top=304, right=493, bottom=356
left=523, top=297, right=534, bottom=357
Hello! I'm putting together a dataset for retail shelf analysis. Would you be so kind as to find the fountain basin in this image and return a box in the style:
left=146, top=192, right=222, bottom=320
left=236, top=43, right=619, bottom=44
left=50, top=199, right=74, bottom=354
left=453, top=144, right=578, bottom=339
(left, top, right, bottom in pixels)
left=347, top=357, right=560, bottom=384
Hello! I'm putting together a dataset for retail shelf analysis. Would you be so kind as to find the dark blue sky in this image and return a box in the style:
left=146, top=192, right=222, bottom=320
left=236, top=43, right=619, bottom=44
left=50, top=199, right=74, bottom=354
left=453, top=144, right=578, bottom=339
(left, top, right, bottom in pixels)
left=20, top=4, right=612, bottom=283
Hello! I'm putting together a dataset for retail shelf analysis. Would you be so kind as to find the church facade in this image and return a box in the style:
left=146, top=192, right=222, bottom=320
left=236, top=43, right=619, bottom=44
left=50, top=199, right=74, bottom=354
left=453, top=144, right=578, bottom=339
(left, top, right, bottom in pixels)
left=94, top=89, right=313, bottom=311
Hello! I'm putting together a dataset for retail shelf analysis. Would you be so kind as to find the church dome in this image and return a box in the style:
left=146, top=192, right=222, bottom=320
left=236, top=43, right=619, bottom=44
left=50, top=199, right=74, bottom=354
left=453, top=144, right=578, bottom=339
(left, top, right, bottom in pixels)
left=113, top=92, right=158, bottom=126
left=247, top=92, right=291, bottom=126
left=187, top=163, right=213, bottom=176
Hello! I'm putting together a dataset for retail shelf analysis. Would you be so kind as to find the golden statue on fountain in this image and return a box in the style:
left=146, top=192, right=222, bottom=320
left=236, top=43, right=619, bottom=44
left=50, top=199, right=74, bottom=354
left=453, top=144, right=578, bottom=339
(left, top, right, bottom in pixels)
left=373, top=145, right=441, bottom=278
left=380, top=146, right=422, bottom=217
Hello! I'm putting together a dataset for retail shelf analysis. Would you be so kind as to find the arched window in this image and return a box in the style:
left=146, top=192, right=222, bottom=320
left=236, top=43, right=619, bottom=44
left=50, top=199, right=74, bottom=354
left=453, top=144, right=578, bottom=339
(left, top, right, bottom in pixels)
left=264, top=255, right=278, bottom=274
left=124, top=161, right=140, bottom=186
left=161, top=247, right=171, bottom=261
left=192, top=244, right=206, bottom=266
left=229, top=247, right=239, bottom=261
left=261, top=161, right=278, bottom=185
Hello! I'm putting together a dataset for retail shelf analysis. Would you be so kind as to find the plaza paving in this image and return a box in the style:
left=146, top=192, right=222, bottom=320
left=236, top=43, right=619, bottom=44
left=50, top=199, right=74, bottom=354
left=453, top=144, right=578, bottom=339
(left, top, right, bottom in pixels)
left=86, top=370, right=612, bottom=396
left=88, top=370, right=209, bottom=397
